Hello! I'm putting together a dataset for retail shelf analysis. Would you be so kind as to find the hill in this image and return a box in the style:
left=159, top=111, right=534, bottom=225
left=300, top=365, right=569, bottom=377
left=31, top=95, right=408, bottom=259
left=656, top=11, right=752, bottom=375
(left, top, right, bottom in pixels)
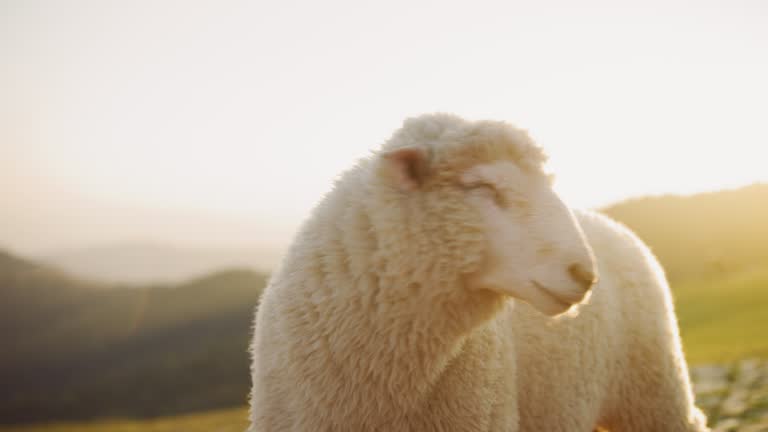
left=40, top=243, right=282, bottom=284
left=0, top=252, right=267, bottom=424
left=0, top=178, right=293, bottom=272
left=602, top=183, right=768, bottom=281
left=602, top=183, right=768, bottom=363
left=674, top=267, right=768, bottom=362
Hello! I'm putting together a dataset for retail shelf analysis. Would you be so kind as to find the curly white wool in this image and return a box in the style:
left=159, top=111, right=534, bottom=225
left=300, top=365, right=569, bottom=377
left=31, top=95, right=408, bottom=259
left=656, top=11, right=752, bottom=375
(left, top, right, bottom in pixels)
left=247, top=114, right=709, bottom=431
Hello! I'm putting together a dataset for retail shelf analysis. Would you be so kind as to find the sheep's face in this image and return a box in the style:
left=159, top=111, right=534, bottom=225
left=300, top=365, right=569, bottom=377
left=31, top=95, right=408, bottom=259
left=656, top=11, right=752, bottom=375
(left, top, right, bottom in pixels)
left=379, top=115, right=597, bottom=316
left=381, top=148, right=597, bottom=316
left=459, top=160, right=597, bottom=315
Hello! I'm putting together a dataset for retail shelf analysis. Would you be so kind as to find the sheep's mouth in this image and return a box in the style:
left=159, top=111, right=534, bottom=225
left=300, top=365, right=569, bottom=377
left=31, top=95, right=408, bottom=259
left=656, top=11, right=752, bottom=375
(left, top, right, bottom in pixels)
left=531, top=280, right=572, bottom=309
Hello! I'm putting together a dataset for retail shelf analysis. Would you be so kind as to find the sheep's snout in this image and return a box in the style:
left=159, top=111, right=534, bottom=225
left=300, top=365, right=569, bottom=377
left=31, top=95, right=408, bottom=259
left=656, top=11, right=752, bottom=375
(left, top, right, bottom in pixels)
left=523, top=254, right=597, bottom=316
left=568, top=262, right=597, bottom=291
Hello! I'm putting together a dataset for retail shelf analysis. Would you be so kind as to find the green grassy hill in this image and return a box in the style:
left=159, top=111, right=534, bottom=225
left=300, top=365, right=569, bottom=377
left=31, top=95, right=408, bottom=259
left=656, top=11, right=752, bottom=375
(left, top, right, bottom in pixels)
left=603, top=183, right=768, bottom=363
left=0, top=252, right=267, bottom=424
left=674, top=268, right=768, bottom=363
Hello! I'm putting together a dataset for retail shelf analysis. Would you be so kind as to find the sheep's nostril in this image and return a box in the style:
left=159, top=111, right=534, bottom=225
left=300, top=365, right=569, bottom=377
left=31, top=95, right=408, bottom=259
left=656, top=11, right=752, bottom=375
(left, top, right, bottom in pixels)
left=568, top=263, right=597, bottom=290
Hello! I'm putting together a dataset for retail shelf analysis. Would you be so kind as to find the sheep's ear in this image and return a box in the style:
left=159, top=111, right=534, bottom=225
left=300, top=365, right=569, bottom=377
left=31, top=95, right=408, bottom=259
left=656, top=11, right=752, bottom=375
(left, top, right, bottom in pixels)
left=381, top=147, right=429, bottom=191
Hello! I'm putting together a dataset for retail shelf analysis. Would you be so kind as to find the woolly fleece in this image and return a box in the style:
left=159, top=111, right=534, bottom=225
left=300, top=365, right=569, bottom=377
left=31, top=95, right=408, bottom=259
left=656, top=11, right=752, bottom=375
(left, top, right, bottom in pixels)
left=247, top=114, right=708, bottom=431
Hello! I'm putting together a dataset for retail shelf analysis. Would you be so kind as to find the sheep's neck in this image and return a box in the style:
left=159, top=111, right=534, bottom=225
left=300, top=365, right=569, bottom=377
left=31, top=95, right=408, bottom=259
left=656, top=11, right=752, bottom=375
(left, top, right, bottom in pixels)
left=320, top=272, right=506, bottom=412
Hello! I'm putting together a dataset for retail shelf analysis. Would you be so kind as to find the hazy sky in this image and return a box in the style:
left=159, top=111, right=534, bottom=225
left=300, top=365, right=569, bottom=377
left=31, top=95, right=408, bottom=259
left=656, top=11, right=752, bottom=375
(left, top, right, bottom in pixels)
left=2, top=0, right=767, bottom=253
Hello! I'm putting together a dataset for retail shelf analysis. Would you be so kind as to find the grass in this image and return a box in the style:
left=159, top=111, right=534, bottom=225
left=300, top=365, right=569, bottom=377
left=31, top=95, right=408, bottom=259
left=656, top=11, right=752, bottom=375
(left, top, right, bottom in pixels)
left=0, top=407, right=249, bottom=432
left=674, top=266, right=768, bottom=364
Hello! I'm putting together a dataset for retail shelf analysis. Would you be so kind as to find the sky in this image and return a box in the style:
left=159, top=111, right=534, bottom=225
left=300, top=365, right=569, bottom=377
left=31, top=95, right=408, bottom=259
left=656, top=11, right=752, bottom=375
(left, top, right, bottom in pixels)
left=1, top=0, right=767, bottom=254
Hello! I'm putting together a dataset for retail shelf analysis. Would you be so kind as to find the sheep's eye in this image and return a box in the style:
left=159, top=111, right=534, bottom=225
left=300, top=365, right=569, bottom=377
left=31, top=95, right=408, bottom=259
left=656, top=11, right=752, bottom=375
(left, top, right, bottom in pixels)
left=465, top=183, right=506, bottom=207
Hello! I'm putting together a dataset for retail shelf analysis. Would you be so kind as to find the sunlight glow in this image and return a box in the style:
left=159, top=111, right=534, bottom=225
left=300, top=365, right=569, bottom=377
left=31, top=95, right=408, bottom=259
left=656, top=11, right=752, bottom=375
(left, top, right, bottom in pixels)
left=2, top=0, right=767, bottom=252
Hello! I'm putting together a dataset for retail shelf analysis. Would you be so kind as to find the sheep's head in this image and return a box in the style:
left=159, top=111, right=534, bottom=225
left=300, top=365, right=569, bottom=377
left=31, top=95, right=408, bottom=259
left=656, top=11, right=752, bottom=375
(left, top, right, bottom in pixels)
left=376, top=114, right=597, bottom=316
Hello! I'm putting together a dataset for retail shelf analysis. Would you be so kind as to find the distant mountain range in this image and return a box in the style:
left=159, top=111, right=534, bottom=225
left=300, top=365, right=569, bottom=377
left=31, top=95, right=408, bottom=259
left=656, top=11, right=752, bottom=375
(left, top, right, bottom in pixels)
left=40, top=243, right=283, bottom=285
left=0, top=179, right=293, bottom=283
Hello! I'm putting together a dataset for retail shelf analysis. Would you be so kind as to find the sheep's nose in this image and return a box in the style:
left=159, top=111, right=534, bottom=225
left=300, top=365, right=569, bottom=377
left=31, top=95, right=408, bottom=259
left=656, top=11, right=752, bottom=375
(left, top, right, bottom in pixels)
left=568, top=263, right=597, bottom=291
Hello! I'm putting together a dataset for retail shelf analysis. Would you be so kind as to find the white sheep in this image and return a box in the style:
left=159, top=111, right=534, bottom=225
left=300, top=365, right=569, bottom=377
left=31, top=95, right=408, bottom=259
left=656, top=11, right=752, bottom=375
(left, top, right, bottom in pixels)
left=247, top=113, right=709, bottom=431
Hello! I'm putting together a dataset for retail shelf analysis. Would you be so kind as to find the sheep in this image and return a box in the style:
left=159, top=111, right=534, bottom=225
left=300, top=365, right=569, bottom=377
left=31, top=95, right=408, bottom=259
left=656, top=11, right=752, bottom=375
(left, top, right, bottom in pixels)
left=247, top=113, right=709, bottom=431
